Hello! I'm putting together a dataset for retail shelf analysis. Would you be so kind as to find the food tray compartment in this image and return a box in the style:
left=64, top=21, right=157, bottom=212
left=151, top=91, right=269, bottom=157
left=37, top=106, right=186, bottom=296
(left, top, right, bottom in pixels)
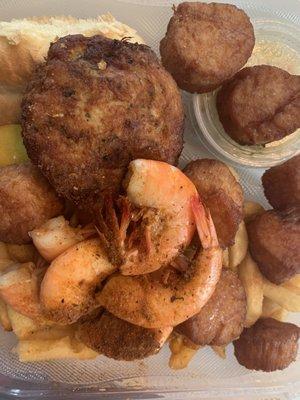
left=0, top=0, right=299, bottom=398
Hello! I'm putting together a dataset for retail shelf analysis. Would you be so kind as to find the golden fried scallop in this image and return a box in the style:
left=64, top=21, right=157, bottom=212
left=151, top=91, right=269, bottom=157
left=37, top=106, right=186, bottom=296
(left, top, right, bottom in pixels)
left=0, top=163, right=63, bottom=244
left=22, top=35, right=184, bottom=206
left=160, top=2, right=254, bottom=93
left=217, top=65, right=300, bottom=145
left=184, top=159, right=244, bottom=248
left=175, top=269, right=246, bottom=346
left=77, top=310, right=172, bottom=361
left=262, top=155, right=300, bottom=210
left=234, top=318, right=299, bottom=371
left=247, top=208, right=300, bottom=284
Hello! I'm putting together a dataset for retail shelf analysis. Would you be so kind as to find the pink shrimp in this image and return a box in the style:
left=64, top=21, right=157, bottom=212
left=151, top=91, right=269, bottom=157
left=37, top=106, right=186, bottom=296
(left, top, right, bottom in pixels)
left=98, top=196, right=222, bottom=328
left=98, top=159, right=198, bottom=275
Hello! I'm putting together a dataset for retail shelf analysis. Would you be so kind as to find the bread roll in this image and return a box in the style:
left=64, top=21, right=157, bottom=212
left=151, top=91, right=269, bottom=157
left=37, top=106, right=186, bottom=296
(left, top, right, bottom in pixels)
left=0, top=14, right=143, bottom=124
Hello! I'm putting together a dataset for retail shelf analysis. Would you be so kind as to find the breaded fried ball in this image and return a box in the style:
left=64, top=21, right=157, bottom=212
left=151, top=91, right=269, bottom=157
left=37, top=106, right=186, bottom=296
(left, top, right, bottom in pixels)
left=184, top=159, right=244, bottom=248
left=217, top=65, right=300, bottom=145
left=262, top=155, right=300, bottom=210
left=21, top=35, right=184, bottom=206
left=160, top=2, right=254, bottom=93
left=0, top=163, right=63, bottom=244
left=77, top=310, right=171, bottom=361
left=234, top=318, right=299, bottom=371
left=175, top=269, right=246, bottom=346
left=247, top=208, right=300, bottom=284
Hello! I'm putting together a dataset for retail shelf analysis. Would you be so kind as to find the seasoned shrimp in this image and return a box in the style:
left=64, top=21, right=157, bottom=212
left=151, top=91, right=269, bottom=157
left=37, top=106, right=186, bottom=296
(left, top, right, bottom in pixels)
left=30, top=216, right=95, bottom=261
left=99, top=159, right=198, bottom=275
left=0, top=262, right=46, bottom=320
left=98, top=197, right=222, bottom=328
left=40, top=238, right=115, bottom=324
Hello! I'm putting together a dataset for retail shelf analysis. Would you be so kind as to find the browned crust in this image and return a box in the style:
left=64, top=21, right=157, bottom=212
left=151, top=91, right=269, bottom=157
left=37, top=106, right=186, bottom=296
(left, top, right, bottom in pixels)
left=262, top=155, right=300, bottom=210
left=184, top=159, right=244, bottom=248
left=160, top=2, right=254, bottom=93
left=175, top=269, right=246, bottom=346
left=77, top=310, right=169, bottom=360
left=247, top=208, right=300, bottom=284
left=22, top=34, right=184, bottom=205
left=0, top=163, right=63, bottom=244
left=234, top=318, right=300, bottom=371
left=217, top=65, right=300, bottom=145
left=0, top=15, right=144, bottom=124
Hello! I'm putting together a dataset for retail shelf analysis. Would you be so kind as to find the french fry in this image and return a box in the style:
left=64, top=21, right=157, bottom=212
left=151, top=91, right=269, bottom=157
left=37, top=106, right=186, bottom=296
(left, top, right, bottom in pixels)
left=7, top=306, right=46, bottom=339
left=211, top=345, right=226, bottom=359
left=243, top=201, right=265, bottom=223
left=281, top=274, right=300, bottom=295
left=238, top=253, right=264, bottom=327
left=228, top=221, right=248, bottom=270
left=0, top=298, right=12, bottom=331
left=261, top=298, right=287, bottom=321
left=0, top=242, right=9, bottom=259
left=17, top=336, right=98, bottom=362
left=6, top=244, right=36, bottom=263
left=222, top=249, right=229, bottom=268
left=7, top=306, right=73, bottom=340
left=169, top=335, right=200, bottom=370
left=263, top=278, right=300, bottom=312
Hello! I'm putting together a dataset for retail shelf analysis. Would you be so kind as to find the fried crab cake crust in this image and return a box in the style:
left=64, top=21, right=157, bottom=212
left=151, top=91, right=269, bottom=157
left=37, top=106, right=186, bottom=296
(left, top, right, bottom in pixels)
left=160, top=2, right=254, bottom=93
left=21, top=34, right=184, bottom=205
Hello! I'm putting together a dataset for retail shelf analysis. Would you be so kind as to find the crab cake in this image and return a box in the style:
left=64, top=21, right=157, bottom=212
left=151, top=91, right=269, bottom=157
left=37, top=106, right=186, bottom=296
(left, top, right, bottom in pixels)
left=247, top=208, right=300, bottom=284
left=77, top=310, right=172, bottom=361
left=262, top=155, right=300, bottom=210
left=160, top=2, right=254, bottom=93
left=234, top=318, right=299, bottom=371
left=175, top=269, right=246, bottom=346
left=21, top=34, right=184, bottom=206
left=0, top=163, right=63, bottom=244
left=184, top=159, right=244, bottom=248
left=217, top=65, right=300, bottom=145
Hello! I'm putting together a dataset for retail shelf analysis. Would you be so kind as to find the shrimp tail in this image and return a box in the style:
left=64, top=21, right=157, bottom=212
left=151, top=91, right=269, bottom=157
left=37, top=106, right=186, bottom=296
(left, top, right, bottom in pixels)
left=79, top=223, right=96, bottom=239
left=191, top=195, right=219, bottom=249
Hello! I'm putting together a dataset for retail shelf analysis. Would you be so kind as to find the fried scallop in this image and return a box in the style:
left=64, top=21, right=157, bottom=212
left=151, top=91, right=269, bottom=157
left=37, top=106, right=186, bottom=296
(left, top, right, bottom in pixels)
left=184, top=159, right=244, bottom=248
left=234, top=318, right=300, bottom=371
left=160, top=2, right=254, bottom=93
left=175, top=269, right=246, bottom=346
left=21, top=34, right=184, bottom=206
left=262, top=154, right=300, bottom=210
left=0, top=163, right=63, bottom=244
left=77, top=310, right=172, bottom=361
left=217, top=65, right=300, bottom=145
left=247, top=208, right=300, bottom=284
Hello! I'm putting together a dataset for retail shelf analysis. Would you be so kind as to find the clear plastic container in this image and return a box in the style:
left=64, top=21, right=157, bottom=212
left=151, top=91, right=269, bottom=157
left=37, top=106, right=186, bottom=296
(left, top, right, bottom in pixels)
left=0, top=0, right=299, bottom=399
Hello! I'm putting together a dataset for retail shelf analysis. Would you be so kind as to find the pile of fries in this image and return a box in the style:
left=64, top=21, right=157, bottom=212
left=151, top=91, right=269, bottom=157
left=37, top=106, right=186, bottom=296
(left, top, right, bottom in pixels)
left=169, top=201, right=300, bottom=369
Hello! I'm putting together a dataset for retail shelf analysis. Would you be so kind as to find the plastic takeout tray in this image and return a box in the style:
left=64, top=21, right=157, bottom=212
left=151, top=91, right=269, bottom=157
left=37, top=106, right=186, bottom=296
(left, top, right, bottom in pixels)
left=0, top=0, right=299, bottom=398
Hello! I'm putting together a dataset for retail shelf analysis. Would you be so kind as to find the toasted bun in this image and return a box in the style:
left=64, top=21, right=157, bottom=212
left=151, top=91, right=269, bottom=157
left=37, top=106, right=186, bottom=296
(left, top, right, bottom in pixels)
left=0, top=14, right=144, bottom=124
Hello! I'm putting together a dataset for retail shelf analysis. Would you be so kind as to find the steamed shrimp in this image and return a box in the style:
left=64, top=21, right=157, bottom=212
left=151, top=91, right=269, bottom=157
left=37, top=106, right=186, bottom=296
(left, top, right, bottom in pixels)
left=98, top=197, right=222, bottom=328
left=99, top=159, right=198, bottom=275
left=30, top=216, right=95, bottom=262
left=40, top=238, right=115, bottom=324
